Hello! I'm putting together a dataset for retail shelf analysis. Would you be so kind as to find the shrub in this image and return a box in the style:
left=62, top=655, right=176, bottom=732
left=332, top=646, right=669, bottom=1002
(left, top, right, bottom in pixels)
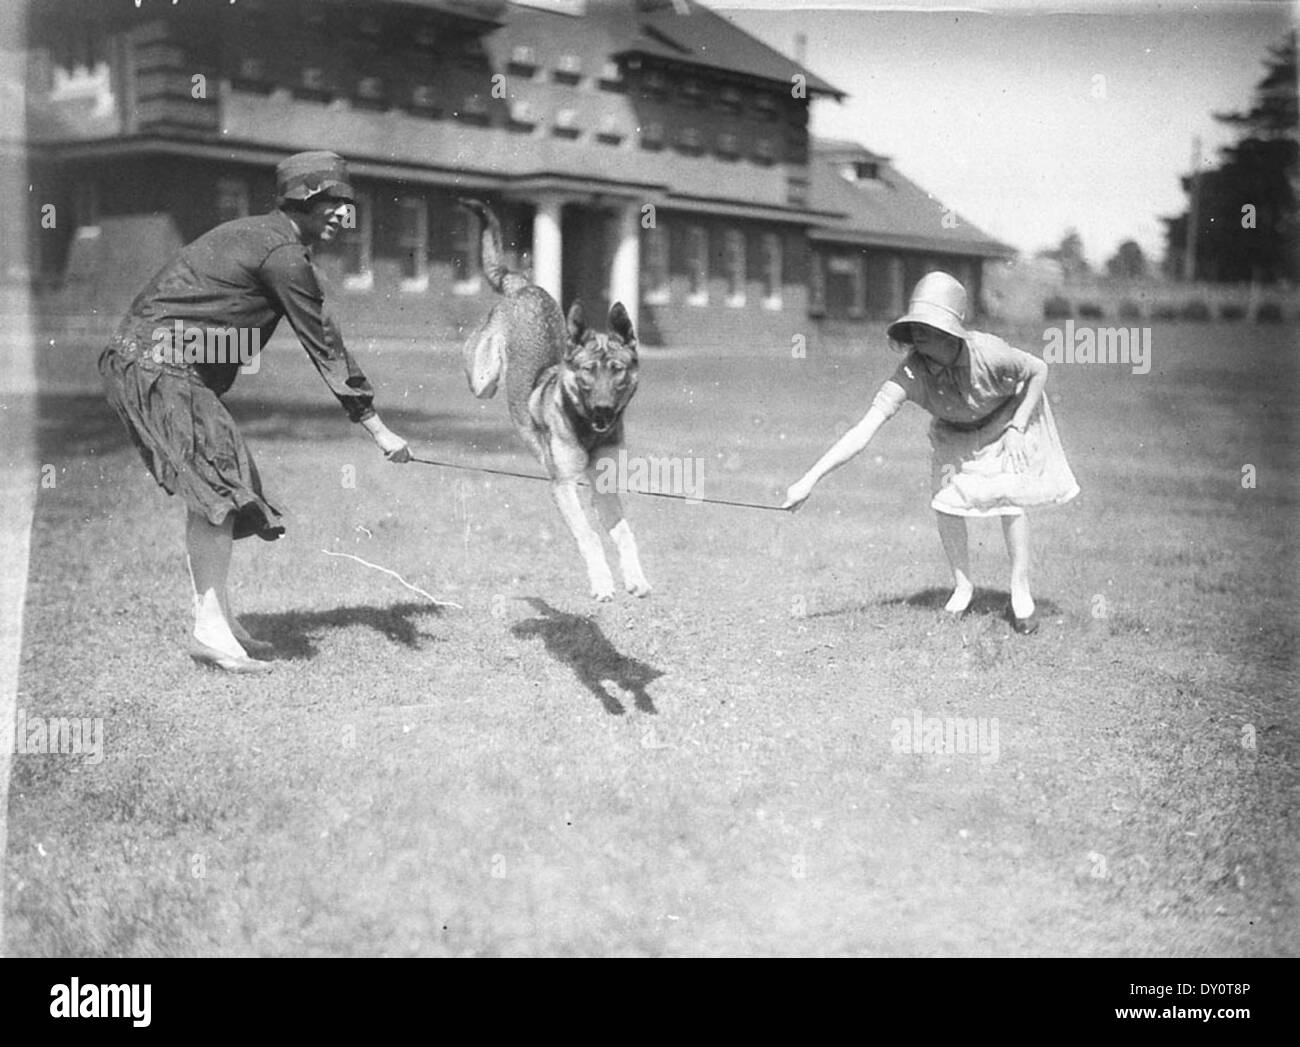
left=1076, top=301, right=1105, bottom=319
left=1151, top=303, right=1179, bottom=321
left=1255, top=301, right=1284, bottom=324
left=1180, top=299, right=1212, bottom=321
left=1043, top=295, right=1071, bottom=319
left=1117, top=299, right=1143, bottom=320
left=1218, top=302, right=1246, bottom=321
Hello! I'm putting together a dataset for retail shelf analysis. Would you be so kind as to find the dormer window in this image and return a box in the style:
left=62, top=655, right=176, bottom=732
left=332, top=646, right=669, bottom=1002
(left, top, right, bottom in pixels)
left=509, top=46, right=539, bottom=76
left=596, top=114, right=625, bottom=145
left=553, top=108, right=580, bottom=139
left=841, top=160, right=880, bottom=182
left=554, top=54, right=582, bottom=83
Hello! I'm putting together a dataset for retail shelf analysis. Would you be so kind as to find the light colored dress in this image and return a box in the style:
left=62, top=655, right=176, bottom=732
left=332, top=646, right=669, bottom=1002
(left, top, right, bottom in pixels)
left=871, top=331, right=1080, bottom=517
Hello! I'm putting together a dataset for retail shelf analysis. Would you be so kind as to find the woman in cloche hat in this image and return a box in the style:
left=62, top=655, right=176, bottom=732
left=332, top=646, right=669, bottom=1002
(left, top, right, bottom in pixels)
left=783, top=271, right=1078, bottom=633
left=99, top=151, right=411, bottom=673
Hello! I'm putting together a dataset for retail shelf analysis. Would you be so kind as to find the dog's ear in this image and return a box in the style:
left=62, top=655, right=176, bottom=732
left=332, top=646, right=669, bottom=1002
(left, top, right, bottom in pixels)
left=566, top=300, right=589, bottom=344
left=608, top=302, right=636, bottom=348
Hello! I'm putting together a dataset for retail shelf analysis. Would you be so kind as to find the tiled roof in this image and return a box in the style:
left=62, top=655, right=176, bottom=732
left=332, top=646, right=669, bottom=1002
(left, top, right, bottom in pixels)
left=500, top=0, right=843, bottom=98
left=343, top=0, right=507, bottom=26
left=810, top=139, right=1014, bottom=258
left=615, top=0, right=845, bottom=98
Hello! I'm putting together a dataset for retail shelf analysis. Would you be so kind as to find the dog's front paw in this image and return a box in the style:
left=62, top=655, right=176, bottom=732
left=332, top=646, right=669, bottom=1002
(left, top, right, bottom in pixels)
left=624, top=576, right=652, bottom=598
left=589, top=568, right=616, bottom=601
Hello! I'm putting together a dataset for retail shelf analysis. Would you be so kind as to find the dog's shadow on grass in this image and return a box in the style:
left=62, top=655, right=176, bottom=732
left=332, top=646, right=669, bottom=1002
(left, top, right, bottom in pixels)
left=511, top=598, right=661, bottom=716
left=808, top=587, right=1062, bottom=620
left=240, top=601, right=446, bottom=660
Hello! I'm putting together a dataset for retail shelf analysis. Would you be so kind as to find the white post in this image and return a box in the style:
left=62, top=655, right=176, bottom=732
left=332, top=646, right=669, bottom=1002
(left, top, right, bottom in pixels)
left=609, top=202, right=640, bottom=334
left=532, top=195, right=564, bottom=302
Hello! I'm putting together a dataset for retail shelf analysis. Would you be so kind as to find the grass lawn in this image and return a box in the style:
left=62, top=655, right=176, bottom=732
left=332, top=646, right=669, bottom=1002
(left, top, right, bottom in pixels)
left=4, top=317, right=1297, bottom=956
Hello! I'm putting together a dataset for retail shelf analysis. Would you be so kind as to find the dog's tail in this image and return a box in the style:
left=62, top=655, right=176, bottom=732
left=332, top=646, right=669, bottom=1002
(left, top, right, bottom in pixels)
left=457, top=198, right=528, bottom=297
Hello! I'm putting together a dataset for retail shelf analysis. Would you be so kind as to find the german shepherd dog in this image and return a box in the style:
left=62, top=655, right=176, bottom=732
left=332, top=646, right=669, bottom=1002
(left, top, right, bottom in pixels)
left=458, top=199, right=650, bottom=601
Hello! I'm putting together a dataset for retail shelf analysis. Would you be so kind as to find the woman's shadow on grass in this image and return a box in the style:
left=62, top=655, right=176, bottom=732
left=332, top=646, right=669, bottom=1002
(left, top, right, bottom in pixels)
left=511, top=598, right=661, bottom=716
left=807, top=587, right=1062, bottom=620
left=241, top=601, right=447, bottom=660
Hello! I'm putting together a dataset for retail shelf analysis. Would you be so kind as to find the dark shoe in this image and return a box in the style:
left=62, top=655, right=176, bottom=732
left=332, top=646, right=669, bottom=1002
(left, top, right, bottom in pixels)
left=188, top=638, right=275, bottom=674
left=1006, top=603, right=1040, bottom=635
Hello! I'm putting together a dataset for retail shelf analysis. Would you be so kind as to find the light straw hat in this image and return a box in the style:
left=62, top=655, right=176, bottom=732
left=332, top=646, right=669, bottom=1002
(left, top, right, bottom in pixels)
left=886, top=271, right=970, bottom=345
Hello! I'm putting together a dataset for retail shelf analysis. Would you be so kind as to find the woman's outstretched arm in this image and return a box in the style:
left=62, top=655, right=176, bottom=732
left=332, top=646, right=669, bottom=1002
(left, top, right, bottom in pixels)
left=783, top=380, right=905, bottom=510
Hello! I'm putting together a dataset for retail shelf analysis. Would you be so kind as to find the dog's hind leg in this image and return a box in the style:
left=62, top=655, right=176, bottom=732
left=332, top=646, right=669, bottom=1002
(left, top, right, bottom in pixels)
left=589, top=453, right=651, bottom=597
left=551, top=479, right=616, bottom=601
left=462, top=310, right=506, bottom=399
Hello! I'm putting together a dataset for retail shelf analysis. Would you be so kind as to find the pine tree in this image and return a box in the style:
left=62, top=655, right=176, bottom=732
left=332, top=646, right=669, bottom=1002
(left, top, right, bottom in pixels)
left=1163, top=32, right=1297, bottom=283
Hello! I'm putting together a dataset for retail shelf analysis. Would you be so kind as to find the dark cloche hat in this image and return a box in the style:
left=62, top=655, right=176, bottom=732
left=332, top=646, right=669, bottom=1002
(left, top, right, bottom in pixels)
left=275, top=151, right=354, bottom=205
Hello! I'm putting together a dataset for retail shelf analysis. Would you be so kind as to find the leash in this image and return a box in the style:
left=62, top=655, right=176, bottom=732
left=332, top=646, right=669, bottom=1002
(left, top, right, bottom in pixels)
left=407, top=453, right=789, bottom=512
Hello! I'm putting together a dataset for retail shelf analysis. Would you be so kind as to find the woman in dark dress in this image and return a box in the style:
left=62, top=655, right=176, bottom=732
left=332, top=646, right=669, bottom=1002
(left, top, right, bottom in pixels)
left=100, top=151, right=410, bottom=674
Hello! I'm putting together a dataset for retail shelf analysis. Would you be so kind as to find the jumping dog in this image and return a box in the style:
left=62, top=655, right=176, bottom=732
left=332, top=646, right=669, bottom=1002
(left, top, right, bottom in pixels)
left=458, top=199, right=650, bottom=601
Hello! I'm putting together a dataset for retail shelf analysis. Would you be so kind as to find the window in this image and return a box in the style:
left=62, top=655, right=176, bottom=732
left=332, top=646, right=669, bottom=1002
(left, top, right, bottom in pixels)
left=640, top=122, right=665, bottom=150
left=599, top=60, right=623, bottom=90
left=449, top=205, right=480, bottom=294
left=887, top=255, right=906, bottom=316
left=215, top=178, right=249, bottom=225
left=754, top=137, right=776, bottom=165
left=686, top=225, right=708, bottom=305
left=725, top=229, right=745, bottom=307
left=554, top=54, right=582, bottom=84
left=641, top=69, right=668, bottom=100
left=339, top=191, right=372, bottom=291
left=643, top=224, right=669, bottom=305
left=509, top=100, right=537, bottom=129
left=596, top=113, right=625, bottom=145
left=356, top=76, right=387, bottom=109
left=809, top=250, right=826, bottom=317
left=717, top=85, right=743, bottom=114
left=761, top=233, right=782, bottom=309
left=786, top=174, right=809, bottom=207
left=849, top=254, right=866, bottom=318
left=828, top=255, right=865, bottom=318
left=297, top=65, right=333, bottom=100
left=233, top=56, right=270, bottom=91
left=73, top=179, right=99, bottom=230
left=397, top=197, right=429, bottom=291
left=409, top=84, right=442, bottom=116
left=509, top=45, right=538, bottom=76
left=681, top=78, right=705, bottom=106
left=553, top=108, right=580, bottom=139
left=675, top=126, right=704, bottom=154
left=717, top=132, right=739, bottom=159
left=459, top=93, right=490, bottom=124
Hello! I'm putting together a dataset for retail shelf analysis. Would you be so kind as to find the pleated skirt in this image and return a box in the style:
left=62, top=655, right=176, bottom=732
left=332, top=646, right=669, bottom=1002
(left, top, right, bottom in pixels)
left=98, top=337, right=285, bottom=541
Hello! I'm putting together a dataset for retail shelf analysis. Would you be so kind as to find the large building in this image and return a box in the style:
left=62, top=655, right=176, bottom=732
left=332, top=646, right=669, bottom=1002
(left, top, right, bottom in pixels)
left=16, top=0, right=1012, bottom=346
